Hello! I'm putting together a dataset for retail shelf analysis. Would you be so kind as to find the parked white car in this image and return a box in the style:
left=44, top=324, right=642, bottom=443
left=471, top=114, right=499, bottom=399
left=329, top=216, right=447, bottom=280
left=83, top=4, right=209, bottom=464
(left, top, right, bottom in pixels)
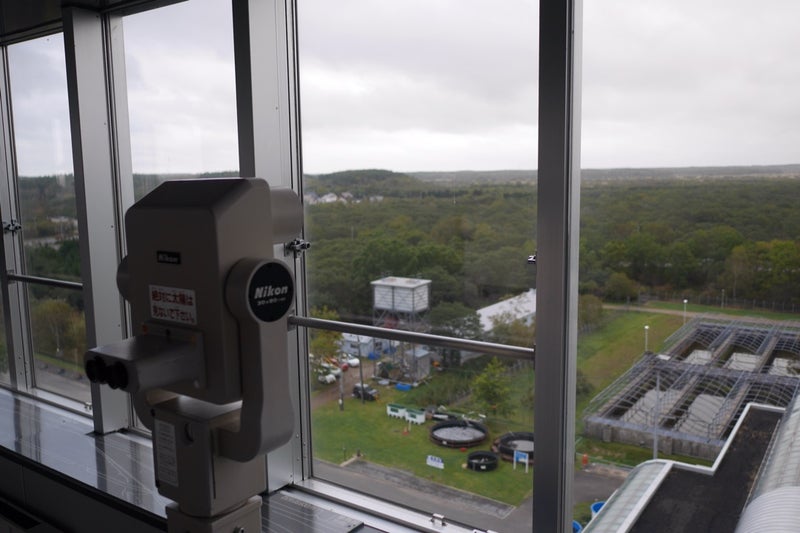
left=317, top=373, right=336, bottom=384
left=342, top=356, right=360, bottom=368
left=320, top=362, right=342, bottom=377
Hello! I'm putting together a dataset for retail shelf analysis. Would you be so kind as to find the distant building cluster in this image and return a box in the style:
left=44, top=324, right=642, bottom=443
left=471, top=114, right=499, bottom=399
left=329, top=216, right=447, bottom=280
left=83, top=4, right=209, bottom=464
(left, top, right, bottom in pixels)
left=303, top=191, right=384, bottom=205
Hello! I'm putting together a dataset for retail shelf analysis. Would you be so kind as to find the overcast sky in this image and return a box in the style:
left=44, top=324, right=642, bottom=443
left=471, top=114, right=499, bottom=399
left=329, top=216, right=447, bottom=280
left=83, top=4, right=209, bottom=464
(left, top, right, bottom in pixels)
left=7, top=0, right=800, bottom=176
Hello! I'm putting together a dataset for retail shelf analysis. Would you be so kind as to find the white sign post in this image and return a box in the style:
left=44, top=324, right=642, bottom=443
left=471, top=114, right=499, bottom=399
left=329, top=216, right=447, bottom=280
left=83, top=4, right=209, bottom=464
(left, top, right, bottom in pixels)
left=426, top=455, right=444, bottom=470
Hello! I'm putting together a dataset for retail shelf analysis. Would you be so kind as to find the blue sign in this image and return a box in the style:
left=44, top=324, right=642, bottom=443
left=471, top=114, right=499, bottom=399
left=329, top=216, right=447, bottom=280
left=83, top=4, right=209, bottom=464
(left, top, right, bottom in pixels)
left=514, top=450, right=529, bottom=464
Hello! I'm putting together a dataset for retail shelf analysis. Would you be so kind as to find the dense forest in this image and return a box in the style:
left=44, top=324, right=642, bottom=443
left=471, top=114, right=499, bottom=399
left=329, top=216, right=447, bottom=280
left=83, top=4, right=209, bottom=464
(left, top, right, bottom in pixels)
left=305, top=170, right=537, bottom=323
left=305, top=169, right=800, bottom=326
left=579, top=177, right=800, bottom=304
left=6, top=168, right=800, bottom=371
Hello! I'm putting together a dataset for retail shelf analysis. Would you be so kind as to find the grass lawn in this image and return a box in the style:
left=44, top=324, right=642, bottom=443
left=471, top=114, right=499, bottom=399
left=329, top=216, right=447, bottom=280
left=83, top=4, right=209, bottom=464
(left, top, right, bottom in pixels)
left=312, top=307, right=733, bottom=506
left=578, top=311, right=682, bottom=392
left=34, top=352, right=83, bottom=373
left=312, top=382, right=534, bottom=506
left=647, top=300, right=800, bottom=321
left=575, top=437, right=711, bottom=468
left=573, top=501, right=594, bottom=526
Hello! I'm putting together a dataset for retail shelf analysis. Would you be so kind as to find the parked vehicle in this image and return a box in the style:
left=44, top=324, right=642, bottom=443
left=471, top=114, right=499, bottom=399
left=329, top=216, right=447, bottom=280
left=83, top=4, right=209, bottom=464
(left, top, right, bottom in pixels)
left=320, top=362, right=342, bottom=377
left=340, top=355, right=360, bottom=368
left=352, top=383, right=379, bottom=401
left=318, top=373, right=336, bottom=384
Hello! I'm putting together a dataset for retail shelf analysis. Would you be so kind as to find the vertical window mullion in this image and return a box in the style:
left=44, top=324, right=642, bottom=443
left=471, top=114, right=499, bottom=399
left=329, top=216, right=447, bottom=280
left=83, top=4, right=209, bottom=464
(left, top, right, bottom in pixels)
left=0, top=46, right=33, bottom=392
left=233, top=0, right=306, bottom=491
left=534, top=0, right=583, bottom=530
left=63, top=7, right=131, bottom=432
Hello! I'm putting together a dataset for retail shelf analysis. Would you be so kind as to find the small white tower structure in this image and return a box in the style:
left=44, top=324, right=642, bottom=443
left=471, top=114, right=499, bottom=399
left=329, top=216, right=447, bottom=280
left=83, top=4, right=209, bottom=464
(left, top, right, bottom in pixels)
left=371, top=276, right=431, bottom=331
left=371, top=276, right=432, bottom=383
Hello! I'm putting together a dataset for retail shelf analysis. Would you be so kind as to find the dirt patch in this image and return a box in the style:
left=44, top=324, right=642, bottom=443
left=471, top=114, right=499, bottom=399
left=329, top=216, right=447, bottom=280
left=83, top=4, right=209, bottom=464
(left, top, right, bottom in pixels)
left=311, top=364, right=370, bottom=409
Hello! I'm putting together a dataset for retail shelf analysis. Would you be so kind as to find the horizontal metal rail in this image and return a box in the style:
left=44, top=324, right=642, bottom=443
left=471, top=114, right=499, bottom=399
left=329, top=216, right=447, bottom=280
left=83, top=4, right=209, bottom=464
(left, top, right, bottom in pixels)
left=289, top=315, right=535, bottom=362
left=6, top=273, right=83, bottom=290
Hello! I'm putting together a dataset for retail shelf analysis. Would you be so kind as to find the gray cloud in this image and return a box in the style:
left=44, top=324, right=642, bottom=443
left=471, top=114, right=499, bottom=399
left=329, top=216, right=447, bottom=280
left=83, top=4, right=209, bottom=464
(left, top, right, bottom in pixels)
left=7, top=34, right=73, bottom=177
left=6, top=0, right=799, bottom=176
left=582, top=0, right=800, bottom=168
left=124, top=0, right=238, bottom=174
left=298, top=0, right=539, bottom=172
left=301, top=0, right=800, bottom=172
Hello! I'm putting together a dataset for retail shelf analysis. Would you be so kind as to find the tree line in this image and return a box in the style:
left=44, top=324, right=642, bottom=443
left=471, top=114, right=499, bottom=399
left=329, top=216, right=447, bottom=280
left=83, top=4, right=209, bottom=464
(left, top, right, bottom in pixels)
left=305, top=171, right=800, bottom=331
left=7, top=170, right=800, bottom=374
left=579, top=177, right=800, bottom=304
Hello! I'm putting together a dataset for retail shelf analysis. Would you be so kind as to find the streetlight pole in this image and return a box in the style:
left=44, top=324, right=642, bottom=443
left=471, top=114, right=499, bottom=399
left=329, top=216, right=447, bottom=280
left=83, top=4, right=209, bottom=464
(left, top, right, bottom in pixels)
left=358, top=339, right=365, bottom=405
left=683, top=299, right=688, bottom=325
left=644, top=324, right=650, bottom=353
left=653, top=371, right=660, bottom=460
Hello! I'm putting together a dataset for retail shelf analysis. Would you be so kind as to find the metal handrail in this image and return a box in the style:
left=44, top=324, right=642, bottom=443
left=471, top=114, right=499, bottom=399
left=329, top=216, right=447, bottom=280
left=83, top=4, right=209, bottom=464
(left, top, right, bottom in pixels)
left=289, top=315, right=535, bottom=361
left=6, top=273, right=82, bottom=290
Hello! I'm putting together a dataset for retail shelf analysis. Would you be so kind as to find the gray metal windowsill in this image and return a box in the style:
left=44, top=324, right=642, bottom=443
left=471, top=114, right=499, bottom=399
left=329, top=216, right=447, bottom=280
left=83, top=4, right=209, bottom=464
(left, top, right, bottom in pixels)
left=0, top=387, right=168, bottom=530
left=0, top=387, right=479, bottom=532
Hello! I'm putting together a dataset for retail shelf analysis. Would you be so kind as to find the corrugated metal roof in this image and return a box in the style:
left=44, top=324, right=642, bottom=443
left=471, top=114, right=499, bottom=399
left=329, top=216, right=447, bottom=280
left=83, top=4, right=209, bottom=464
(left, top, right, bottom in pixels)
left=735, top=486, right=800, bottom=533
left=583, top=461, right=672, bottom=533
left=735, top=395, right=800, bottom=532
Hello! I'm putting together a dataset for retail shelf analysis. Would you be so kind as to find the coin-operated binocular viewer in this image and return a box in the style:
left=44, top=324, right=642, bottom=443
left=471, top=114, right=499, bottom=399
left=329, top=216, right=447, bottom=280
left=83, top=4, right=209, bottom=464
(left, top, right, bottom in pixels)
left=85, top=178, right=302, bottom=533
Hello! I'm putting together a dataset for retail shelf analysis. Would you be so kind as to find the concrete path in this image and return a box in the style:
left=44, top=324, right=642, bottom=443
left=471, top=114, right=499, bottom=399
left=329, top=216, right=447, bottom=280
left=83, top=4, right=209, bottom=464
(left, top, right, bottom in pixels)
left=314, top=459, right=628, bottom=533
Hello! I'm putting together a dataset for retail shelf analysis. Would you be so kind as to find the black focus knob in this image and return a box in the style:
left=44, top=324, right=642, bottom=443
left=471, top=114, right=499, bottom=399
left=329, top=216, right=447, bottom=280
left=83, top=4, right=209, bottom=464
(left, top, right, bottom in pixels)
left=85, top=357, right=108, bottom=384
left=107, top=362, right=129, bottom=390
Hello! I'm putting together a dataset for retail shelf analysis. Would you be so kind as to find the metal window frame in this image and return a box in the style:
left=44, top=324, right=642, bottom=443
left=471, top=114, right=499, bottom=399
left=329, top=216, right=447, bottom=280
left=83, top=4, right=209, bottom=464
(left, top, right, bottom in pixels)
left=534, top=0, right=583, bottom=530
left=0, top=0, right=585, bottom=529
left=63, top=7, right=135, bottom=433
left=0, top=31, right=89, bottom=398
left=0, top=43, right=31, bottom=392
left=232, top=0, right=308, bottom=491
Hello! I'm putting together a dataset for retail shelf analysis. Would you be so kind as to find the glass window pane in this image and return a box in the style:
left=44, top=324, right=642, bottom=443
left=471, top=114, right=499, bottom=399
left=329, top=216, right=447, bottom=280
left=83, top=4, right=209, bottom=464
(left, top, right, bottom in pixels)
left=576, top=1, right=800, bottom=529
left=7, top=35, right=80, bottom=281
left=28, top=284, right=90, bottom=404
left=299, top=1, right=537, bottom=530
left=123, top=0, right=239, bottom=199
left=310, top=331, right=533, bottom=532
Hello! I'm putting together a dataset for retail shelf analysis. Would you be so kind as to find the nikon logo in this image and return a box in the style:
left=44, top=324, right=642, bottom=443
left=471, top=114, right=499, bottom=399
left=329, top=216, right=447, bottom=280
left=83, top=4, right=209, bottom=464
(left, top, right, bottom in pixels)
left=157, top=251, right=181, bottom=264
left=253, top=285, right=290, bottom=299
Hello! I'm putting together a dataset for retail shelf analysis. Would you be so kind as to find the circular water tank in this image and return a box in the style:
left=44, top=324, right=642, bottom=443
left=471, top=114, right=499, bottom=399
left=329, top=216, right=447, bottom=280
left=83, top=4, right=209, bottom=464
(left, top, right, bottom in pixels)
left=466, top=451, right=499, bottom=472
left=429, top=420, right=488, bottom=448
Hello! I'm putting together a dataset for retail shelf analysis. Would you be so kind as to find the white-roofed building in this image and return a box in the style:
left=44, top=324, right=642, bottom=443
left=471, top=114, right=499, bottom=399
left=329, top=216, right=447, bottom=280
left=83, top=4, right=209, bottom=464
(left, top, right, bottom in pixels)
left=476, top=289, right=536, bottom=333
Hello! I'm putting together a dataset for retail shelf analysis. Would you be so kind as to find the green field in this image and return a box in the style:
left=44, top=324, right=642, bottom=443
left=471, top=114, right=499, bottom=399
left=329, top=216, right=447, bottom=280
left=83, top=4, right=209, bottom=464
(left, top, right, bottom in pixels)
left=648, top=300, right=800, bottom=322
left=312, top=306, right=787, bottom=508
left=312, top=383, right=534, bottom=505
left=579, top=311, right=681, bottom=392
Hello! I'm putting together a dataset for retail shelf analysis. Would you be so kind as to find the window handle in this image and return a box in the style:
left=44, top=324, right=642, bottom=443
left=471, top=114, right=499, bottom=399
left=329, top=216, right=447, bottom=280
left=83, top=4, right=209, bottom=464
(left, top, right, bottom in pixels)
left=285, top=238, right=311, bottom=257
left=2, top=219, right=21, bottom=234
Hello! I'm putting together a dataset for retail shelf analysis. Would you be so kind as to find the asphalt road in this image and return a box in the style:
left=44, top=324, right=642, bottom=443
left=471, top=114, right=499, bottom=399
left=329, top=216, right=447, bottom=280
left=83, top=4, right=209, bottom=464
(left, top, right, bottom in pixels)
left=34, top=363, right=92, bottom=404
left=314, top=457, right=627, bottom=533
